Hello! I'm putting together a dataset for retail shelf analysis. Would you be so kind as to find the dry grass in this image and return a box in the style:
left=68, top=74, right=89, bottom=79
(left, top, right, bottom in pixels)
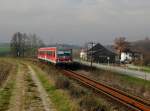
left=76, top=68, right=150, bottom=101
left=0, top=59, right=18, bottom=111
left=79, top=95, right=108, bottom=111
left=31, top=62, right=80, bottom=111
left=55, top=75, right=70, bottom=89
left=31, top=61, right=123, bottom=111
left=69, top=83, right=87, bottom=98
left=0, top=60, right=12, bottom=86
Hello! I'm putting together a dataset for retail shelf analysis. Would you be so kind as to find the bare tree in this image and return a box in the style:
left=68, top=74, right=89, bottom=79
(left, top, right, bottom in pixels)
left=10, top=32, right=45, bottom=57
left=113, top=37, right=130, bottom=59
left=10, top=32, right=24, bottom=57
left=28, top=34, right=45, bottom=57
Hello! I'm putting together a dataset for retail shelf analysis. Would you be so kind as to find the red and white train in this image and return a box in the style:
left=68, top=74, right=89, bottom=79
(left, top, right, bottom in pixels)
left=38, top=47, right=73, bottom=64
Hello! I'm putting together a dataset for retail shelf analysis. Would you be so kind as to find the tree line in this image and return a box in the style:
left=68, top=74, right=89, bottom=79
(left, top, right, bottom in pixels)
left=10, top=32, right=45, bottom=57
left=9, top=32, right=150, bottom=65
left=114, top=37, right=150, bottom=65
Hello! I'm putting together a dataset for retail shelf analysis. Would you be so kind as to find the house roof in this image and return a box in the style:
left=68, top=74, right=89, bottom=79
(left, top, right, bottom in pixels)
left=105, top=45, right=117, bottom=53
left=88, top=43, right=116, bottom=57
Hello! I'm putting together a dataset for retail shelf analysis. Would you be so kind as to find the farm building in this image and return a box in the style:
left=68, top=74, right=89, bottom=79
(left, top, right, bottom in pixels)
left=80, top=43, right=116, bottom=63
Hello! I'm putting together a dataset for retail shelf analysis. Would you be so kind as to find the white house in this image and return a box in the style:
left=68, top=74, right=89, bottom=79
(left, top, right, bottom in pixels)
left=80, top=49, right=87, bottom=60
left=120, top=52, right=133, bottom=63
left=120, top=50, right=142, bottom=63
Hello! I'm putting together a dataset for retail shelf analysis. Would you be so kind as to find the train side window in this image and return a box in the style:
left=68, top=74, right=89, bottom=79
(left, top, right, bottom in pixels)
left=46, top=51, right=55, bottom=57
left=47, top=51, right=51, bottom=56
left=48, top=51, right=54, bottom=56
left=51, top=51, right=53, bottom=57
left=52, top=51, right=55, bottom=57
left=51, top=51, right=55, bottom=57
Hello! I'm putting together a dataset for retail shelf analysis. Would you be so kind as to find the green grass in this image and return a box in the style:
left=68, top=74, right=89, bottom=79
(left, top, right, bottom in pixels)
left=119, top=73, right=150, bottom=86
left=31, top=65, right=78, bottom=111
left=0, top=47, right=10, bottom=56
left=142, top=66, right=150, bottom=73
left=128, top=65, right=150, bottom=73
left=129, top=67, right=150, bottom=73
left=99, top=67, right=150, bottom=87
left=0, top=47, right=10, bottom=52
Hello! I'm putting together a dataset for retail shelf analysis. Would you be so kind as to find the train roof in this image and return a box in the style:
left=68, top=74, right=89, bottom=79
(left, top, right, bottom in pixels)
left=39, top=46, right=72, bottom=51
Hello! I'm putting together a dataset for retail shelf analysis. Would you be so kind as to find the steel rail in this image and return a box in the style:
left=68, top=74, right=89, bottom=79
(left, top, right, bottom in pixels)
left=62, top=70, right=150, bottom=111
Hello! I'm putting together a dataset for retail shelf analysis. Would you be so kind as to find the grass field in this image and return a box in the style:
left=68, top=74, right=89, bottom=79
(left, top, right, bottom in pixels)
left=128, top=65, right=150, bottom=73
left=0, top=47, right=10, bottom=52
left=0, top=45, right=10, bottom=56
left=142, top=66, right=150, bottom=73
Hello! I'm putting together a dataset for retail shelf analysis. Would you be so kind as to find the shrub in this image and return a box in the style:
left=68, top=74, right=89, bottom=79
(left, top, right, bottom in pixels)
left=79, top=95, right=107, bottom=111
left=55, top=75, right=70, bottom=89
left=69, top=83, right=87, bottom=98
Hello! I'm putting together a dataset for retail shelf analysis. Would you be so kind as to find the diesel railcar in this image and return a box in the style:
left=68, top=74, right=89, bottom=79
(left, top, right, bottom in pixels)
left=38, top=47, right=72, bottom=64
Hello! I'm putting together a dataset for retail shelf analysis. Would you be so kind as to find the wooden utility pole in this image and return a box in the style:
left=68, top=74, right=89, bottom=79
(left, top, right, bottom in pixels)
left=87, top=42, right=95, bottom=69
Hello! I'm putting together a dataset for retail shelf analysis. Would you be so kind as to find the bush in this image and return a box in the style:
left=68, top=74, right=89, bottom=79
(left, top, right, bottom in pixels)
left=143, top=55, right=150, bottom=66
left=69, top=83, right=87, bottom=98
left=55, top=75, right=70, bottom=89
left=79, top=95, right=107, bottom=111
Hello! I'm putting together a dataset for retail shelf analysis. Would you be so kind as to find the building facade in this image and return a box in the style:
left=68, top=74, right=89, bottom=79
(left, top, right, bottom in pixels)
left=80, top=43, right=116, bottom=63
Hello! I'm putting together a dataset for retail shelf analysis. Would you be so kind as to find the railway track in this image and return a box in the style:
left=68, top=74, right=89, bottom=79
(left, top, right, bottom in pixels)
left=62, top=70, right=150, bottom=111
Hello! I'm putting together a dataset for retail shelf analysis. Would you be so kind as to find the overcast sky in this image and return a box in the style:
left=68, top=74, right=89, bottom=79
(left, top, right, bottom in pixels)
left=0, top=0, right=150, bottom=45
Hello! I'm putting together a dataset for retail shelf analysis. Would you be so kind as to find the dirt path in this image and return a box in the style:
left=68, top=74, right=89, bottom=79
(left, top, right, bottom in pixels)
left=28, top=65, right=56, bottom=111
left=8, top=64, right=26, bottom=111
left=7, top=63, right=56, bottom=111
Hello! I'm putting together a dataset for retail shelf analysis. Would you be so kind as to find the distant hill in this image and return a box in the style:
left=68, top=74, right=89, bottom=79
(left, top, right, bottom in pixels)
left=131, top=38, right=150, bottom=65
left=0, top=43, right=10, bottom=47
left=131, top=38, right=150, bottom=53
left=0, top=42, right=10, bottom=56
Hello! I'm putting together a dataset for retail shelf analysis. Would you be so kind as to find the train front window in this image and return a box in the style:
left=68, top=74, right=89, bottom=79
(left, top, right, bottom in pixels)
left=57, top=51, right=71, bottom=57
